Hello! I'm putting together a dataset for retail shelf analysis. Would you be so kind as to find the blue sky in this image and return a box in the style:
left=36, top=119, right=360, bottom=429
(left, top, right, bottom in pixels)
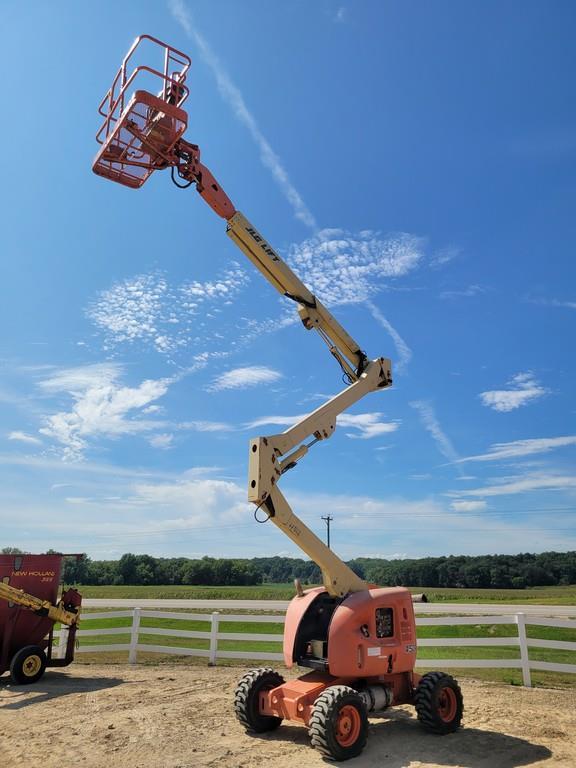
left=1, top=1, right=575, bottom=562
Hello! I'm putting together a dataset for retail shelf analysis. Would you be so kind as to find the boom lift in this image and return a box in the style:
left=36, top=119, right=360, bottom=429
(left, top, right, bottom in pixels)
left=93, top=35, right=463, bottom=761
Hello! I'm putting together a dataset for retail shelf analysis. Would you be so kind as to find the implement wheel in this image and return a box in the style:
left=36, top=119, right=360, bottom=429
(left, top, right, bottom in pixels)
left=309, top=685, right=368, bottom=761
left=415, top=671, right=463, bottom=734
left=10, top=645, right=47, bottom=685
left=234, top=668, right=285, bottom=733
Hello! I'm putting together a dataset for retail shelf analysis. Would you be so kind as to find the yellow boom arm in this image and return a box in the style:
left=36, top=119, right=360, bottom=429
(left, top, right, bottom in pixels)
left=225, top=212, right=393, bottom=597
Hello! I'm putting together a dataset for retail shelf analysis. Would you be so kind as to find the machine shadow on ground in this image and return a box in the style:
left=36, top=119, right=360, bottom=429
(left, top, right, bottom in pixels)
left=0, top=671, right=124, bottom=711
left=260, top=711, right=553, bottom=768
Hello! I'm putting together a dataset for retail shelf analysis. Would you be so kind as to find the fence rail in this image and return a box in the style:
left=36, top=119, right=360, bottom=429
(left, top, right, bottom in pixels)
left=55, top=607, right=576, bottom=688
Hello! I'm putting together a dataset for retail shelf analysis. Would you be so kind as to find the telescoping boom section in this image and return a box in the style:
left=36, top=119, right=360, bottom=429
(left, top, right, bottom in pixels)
left=92, top=35, right=392, bottom=597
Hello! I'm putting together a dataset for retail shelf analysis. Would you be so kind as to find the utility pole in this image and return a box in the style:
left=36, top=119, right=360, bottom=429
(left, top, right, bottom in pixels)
left=321, top=515, right=333, bottom=549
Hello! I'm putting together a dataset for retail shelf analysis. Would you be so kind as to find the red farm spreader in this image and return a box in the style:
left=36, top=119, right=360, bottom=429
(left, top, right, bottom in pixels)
left=0, top=553, right=81, bottom=684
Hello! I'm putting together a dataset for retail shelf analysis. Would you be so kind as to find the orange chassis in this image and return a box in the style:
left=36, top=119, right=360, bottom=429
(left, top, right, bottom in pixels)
left=260, top=669, right=421, bottom=726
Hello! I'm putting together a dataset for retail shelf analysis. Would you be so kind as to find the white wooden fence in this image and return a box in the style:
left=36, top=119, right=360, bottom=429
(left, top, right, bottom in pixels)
left=55, top=607, right=576, bottom=688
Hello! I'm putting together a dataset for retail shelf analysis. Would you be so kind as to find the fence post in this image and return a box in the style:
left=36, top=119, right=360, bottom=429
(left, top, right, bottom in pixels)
left=129, top=607, right=141, bottom=665
left=515, top=612, right=531, bottom=687
left=57, top=625, right=68, bottom=659
left=209, top=611, right=220, bottom=666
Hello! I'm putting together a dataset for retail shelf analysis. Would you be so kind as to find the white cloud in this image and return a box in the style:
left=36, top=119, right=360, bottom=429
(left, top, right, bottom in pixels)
left=86, top=268, right=248, bottom=356
left=246, top=411, right=399, bottom=440
left=440, top=284, right=487, bottom=299
left=38, top=364, right=172, bottom=460
left=457, top=435, right=576, bottom=463
left=149, top=433, right=174, bottom=450
left=8, top=431, right=42, bottom=445
left=451, top=472, right=576, bottom=498
left=4, top=456, right=574, bottom=557
left=285, top=490, right=576, bottom=558
left=208, top=366, right=282, bottom=392
left=450, top=500, right=488, bottom=512
left=169, top=0, right=317, bottom=229
left=38, top=363, right=121, bottom=393
left=334, top=6, right=346, bottom=23
left=143, top=405, right=163, bottom=415
left=480, top=372, right=547, bottom=412
left=246, top=414, right=308, bottom=429
left=531, top=297, right=576, bottom=310
left=339, top=413, right=399, bottom=440
left=288, top=230, right=423, bottom=305
left=359, top=552, right=408, bottom=560
left=430, top=247, right=460, bottom=269
left=409, top=400, right=460, bottom=463
left=121, top=477, right=250, bottom=533
left=178, top=420, right=233, bottom=432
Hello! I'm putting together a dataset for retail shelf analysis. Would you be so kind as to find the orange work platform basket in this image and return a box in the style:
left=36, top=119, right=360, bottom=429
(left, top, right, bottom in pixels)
left=93, top=35, right=191, bottom=189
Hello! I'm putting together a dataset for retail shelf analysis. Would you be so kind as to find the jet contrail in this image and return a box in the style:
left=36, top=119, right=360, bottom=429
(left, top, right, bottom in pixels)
left=366, top=300, right=412, bottom=372
left=169, top=0, right=317, bottom=230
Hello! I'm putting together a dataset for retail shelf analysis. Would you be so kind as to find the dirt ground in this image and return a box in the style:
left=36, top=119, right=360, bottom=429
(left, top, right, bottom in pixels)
left=1, top=664, right=574, bottom=768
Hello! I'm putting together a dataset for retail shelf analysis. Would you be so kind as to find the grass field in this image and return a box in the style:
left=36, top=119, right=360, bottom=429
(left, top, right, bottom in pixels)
left=67, top=583, right=576, bottom=689
left=78, top=583, right=576, bottom=604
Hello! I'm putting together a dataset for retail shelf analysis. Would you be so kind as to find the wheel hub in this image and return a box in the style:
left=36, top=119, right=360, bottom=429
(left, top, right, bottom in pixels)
left=437, top=686, right=458, bottom=722
left=23, top=655, right=42, bottom=677
left=336, top=705, right=361, bottom=747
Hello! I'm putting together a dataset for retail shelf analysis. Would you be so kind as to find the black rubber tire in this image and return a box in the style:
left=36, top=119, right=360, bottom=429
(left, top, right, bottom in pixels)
left=414, top=671, right=463, bottom=734
left=234, top=667, right=285, bottom=733
left=308, top=685, right=369, bottom=761
left=10, top=645, right=47, bottom=685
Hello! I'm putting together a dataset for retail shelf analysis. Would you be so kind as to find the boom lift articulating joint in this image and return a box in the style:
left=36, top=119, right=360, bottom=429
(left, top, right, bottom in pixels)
left=92, top=35, right=462, bottom=761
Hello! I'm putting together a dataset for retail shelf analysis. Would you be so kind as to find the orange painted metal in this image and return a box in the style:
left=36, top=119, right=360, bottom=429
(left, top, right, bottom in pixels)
left=95, top=35, right=190, bottom=147
left=93, top=34, right=190, bottom=189
left=260, top=672, right=341, bottom=725
left=328, top=587, right=417, bottom=677
left=335, top=704, right=362, bottom=747
left=283, top=586, right=325, bottom=668
left=283, top=586, right=417, bottom=679
left=93, top=91, right=188, bottom=188
left=437, top=685, right=458, bottom=722
left=277, top=585, right=420, bottom=720
left=92, top=35, right=237, bottom=220
left=260, top=669, right=418, bottom=728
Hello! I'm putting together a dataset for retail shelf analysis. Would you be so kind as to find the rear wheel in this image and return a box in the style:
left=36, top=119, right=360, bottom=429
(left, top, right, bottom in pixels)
left=234, top=668, right=285, bottom=733
left=309, top=685, right=368, bottom=761
left=415, top=671, right=463, bottom=734
left=10, top=645, right=47, bottom=685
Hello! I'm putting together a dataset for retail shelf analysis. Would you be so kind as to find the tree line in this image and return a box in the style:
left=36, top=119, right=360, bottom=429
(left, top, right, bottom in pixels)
left=65, top=551, right=576, bottom=588
left=3, top=548, right=574, bottom=589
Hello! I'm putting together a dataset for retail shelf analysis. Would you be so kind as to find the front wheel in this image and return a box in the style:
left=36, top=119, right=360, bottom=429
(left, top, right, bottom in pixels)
left=414, top=671, right=463, bottom=734
left=309, top=685, right=369, bottom=761
left=234, top=668, right=285, bottom=733
left=10, top=645, right=47, bottom=685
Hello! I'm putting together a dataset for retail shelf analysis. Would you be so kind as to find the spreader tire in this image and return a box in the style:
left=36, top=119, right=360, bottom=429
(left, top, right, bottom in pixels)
left=234, top=667, right=285, bottom=733
left=10, top=645, right=47, bottom=685
left=415, top=671, right=463, bottom=734
left=309, top=685, right=368, bottom=761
